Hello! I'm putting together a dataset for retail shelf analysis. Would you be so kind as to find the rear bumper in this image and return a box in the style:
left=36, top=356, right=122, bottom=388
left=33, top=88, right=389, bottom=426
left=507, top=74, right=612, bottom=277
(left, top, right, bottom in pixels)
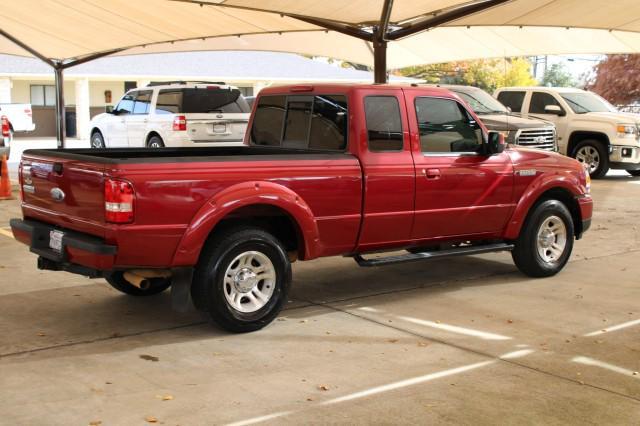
left=10, top=218, right=117, bottom=274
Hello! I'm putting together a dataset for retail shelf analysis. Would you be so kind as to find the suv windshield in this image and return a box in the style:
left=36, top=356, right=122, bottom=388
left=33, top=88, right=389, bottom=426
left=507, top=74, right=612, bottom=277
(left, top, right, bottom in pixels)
left=156, top=88, right=250, bottom=114
left=560, top=92, right=618, bottom=114
left=453, top=89, right=508, bottom=115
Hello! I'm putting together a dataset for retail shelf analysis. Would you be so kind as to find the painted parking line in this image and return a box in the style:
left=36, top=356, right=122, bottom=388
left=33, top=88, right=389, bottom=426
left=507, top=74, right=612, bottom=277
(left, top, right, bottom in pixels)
left=397, top=316, right=512, bottom=341
left=583, top=318, right=640, bottom=337
left=0, top=228, right=14, bottom=239
left=572, top=356, right=640, bottom=379
left=225, top=411, right=293, bottom=426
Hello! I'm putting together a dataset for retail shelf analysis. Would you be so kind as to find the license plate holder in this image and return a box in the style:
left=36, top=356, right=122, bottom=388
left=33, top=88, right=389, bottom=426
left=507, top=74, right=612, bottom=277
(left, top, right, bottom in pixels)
left=49, top=230, right=64, bottom=253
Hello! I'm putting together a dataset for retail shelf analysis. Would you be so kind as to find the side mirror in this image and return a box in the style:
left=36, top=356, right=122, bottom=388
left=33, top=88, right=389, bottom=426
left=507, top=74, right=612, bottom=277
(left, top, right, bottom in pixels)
left=110, top=108, right=119, bottom=115
left=485, top=131, right=506, bottom=155
left=544, top=105, right=565, bottom=116
left=506, top=106, right=512, bottom=113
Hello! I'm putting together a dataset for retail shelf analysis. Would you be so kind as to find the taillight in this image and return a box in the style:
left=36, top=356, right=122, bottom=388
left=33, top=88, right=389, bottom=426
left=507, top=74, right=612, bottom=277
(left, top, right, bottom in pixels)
left=1, top=116, right=9, bottom=137
left=172, top=115, right=186, bottom=131
left=105, top=178, right=134, bottom=223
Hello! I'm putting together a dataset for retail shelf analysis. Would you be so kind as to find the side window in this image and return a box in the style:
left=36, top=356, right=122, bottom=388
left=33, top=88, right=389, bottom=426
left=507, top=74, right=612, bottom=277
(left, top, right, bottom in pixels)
left=282, top=97, right=313, bottom=149
left=251, top=95, right=286, bottom=146
left=530, top=92, right=562, bottom=114
left=155, top=90, right=182, bottom=115
left=309, top=95, right=348, bottom=151
left=364, top=96, right=403, bottom=152
left=133, top=90, right=152, bottom=115
left=115, top=93, right=135, bottom=115
left=250, top=94, right=348, bottom=151
left=497, top=91, right=525, bottom=113
left=415, top=97, right=482, bottom=153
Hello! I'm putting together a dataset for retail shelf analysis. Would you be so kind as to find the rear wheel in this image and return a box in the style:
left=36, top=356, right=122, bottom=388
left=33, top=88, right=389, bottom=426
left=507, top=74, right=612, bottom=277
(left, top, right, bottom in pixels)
left=90, top=131, right=105, bottom=148
left=627, top=169, right=640, bottom=177
left=572, top=140, right=609, bottom=178
left=512, top=199, right=574, bottom=277
left=147, top=135, right=164, bottom=148
left=105, top=271, right=171, bottom=296
left=192, top=227, right=291, bottom=333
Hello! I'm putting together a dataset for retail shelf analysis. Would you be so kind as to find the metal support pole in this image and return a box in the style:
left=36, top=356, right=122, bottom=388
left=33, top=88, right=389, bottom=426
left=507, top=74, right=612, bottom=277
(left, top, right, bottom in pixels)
left=54, top=66, right=65, bottom=148
left=373, top=40, right=388, bottom=84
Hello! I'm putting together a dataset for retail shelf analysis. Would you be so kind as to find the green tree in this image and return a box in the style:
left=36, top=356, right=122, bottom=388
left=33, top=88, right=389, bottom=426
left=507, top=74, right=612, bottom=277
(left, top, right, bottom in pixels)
left=541, top=63, right=575, bottom=87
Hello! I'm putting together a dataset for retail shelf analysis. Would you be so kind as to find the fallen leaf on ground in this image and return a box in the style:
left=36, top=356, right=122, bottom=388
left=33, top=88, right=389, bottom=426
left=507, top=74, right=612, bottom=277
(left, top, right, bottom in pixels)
left=387, top=339, right=398, bottom=343
left=37, top=332, right=46, bottom=337
left=89, top=421, right=102, bottom=426
left=318, top=385, right=329, bottom=391
left=145, top=415, right=158, bottom=423
left=507, top=319, right=513, bottom=324
left=139, top=354, right=159, bottom=362
left=162, top=395, right=173, bottom=401
left=633, top=372, right=639, bottom=376
left=418, top=342, right=429, bottom=347
left=306, top=397, right=314, bottom=401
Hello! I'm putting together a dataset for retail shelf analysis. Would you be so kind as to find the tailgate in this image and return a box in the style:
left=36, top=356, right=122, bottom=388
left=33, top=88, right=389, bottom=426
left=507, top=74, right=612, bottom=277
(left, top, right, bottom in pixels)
left=186, top=113, right=249, bottom=143
left=21, top=154, right=107, bottom=236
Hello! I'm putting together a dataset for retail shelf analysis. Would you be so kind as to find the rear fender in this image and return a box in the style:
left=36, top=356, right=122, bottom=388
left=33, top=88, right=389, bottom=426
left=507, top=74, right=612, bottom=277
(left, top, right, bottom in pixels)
left=172, top=181, right=320, bottom=266
left=504, top=173, right=581, bottom=240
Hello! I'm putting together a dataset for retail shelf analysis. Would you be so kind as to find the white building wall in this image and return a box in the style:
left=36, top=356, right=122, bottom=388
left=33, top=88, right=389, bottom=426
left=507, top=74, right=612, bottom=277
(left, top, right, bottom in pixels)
left=0, top=78, right=11, bottom=103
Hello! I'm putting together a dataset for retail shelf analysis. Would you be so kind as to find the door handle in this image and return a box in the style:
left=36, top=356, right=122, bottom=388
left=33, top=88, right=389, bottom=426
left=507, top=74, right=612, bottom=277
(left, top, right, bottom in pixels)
left=423, top=168, right=441, bottom=180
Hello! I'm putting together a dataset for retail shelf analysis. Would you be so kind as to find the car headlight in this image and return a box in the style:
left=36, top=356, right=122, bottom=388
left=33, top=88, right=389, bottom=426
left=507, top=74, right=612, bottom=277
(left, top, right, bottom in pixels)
left=616, top=124, right=638, bottom=139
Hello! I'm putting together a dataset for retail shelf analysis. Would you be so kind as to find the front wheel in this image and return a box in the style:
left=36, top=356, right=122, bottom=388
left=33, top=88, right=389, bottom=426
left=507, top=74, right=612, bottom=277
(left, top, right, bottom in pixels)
left=192, top=227, right=291, bottom=333
left=147, top=135, right=165, bottom=148
left=90, top=131, right=105, bottom=148
left=573, top=140, right=609, bottom=179
left=512, top=199, right=574, bottom=278
left=627, top=169, right=640, bottom=177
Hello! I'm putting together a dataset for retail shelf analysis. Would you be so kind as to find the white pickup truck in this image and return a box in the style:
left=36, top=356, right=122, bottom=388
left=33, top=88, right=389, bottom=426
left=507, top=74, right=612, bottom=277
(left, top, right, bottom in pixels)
left=495, top=87, right=640, bottom=178
left=89, top=82, right=250, bottom=148
left=0, top=103, right=36, bottom=157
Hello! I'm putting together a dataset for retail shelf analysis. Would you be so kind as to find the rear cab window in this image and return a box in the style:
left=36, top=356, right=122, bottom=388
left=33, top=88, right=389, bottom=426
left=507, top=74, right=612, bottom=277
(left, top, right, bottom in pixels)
left=497, top=91, right=526, bottom=113
left=155, top=87, right=250, bottom=115
left=364, top=96, right=403, bottom=152
left=250, top=94, right=348, bottom=151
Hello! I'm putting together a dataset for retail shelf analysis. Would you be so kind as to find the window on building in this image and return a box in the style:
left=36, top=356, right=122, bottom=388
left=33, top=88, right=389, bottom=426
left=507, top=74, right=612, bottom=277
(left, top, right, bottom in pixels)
left=415, top=97, right=482, bottom=153
left=250, top=94, right=348, bottom=151
left=364, top=96, right=403, bottom=152
left=30, top=85, right=56, bottom=107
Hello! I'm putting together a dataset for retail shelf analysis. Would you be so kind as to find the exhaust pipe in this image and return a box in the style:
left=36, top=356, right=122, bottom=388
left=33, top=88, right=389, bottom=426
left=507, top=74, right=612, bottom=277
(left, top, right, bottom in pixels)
left=123, top=269, right=171, bottom=290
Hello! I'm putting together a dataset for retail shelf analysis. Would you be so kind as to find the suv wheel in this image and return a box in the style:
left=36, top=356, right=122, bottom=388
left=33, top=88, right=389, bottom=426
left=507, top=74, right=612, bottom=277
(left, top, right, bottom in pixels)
left=90, top=131, right=105, bottom=148
left=192, top=227, right=291, bottom=333
left=512, top=199, right=574, bottom=277
left=573, top=140, right=609, bottom=178
left=147, top=135, right=165, bottom=148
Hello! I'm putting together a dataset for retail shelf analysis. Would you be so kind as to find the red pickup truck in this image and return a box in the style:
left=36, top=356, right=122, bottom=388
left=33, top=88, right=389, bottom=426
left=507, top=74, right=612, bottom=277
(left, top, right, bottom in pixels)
left=10, top=84, right=593, bottom=332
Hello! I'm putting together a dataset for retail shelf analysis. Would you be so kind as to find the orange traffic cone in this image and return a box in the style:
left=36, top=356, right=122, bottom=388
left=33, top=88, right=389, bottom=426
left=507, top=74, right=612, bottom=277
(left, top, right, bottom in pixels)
left=0, top=154, right=13, bottom=200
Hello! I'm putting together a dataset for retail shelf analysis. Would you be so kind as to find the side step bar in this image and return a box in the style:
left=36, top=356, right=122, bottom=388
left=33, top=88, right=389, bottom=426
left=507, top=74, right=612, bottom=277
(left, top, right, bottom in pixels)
left=353, top=243, right=515, bottom=267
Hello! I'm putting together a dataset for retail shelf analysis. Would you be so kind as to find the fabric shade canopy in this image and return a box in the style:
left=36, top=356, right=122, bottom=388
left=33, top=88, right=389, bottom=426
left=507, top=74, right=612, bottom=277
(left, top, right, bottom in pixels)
left=1, top=0, right=640, bottom=68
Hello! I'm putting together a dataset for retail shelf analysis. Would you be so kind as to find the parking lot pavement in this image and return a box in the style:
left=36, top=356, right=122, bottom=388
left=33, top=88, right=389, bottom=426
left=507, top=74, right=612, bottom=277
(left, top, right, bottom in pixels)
left=0, top=176, right=639, bottom=424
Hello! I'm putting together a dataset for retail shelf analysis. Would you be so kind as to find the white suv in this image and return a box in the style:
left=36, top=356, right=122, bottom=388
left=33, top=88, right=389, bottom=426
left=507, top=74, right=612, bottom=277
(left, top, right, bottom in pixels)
left=495, top=86, right=640, bottom=178
left=89, top=82, right=251, bottom=148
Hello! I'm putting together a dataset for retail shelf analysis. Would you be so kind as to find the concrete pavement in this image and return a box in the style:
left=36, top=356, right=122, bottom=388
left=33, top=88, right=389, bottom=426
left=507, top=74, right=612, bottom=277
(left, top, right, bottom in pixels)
left=0, top=173, right=639, bottom=424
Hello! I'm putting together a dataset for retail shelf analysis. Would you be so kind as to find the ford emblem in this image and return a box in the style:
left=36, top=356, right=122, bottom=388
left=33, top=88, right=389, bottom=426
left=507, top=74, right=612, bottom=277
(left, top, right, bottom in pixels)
left=50, top=187, right=65, bottom=202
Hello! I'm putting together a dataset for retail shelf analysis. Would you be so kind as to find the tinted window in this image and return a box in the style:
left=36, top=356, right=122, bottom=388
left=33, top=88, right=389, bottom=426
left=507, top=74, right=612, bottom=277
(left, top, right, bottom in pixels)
left=497, top=91, right=525, bottom=113
left=309, top=95, right=348, bottom=150
left=182, top=88, right=250, bottom=113
left=365, top=96, right=403, bottom=152
left=283, top=97, right=313, bottom=149
left=530, top=92, right=563, bottom=114
left=156, top=90, right=181, bottom=115
left=116, top=93, right=135, bottom=114
left=251, top=94, right=348, bottom=151
left=415, top=97, right=482, bottom=153
left=251, top=95, right=286, bottom=146
left=133, top=90, right=152, bottom=114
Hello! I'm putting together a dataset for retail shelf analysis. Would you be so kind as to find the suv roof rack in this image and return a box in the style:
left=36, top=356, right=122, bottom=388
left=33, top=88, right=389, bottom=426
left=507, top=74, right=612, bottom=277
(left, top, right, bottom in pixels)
left=146, top=81, right=227, bottom=87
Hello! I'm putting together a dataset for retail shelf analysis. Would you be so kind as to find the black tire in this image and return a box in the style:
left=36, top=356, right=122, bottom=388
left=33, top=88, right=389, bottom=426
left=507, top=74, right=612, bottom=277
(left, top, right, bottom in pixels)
left=627, top=170, right=640, bottom=177
left=572, top=139, right=609, bottom=179
left=147, top=135, right=165, bottom=148
left=105, top=271, right=171, bottom=296
left=90, top=131, right=105, bottom=148
left=192, top=227, right=291, bottom=333
left=512, top=199, right=574, bottom=278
